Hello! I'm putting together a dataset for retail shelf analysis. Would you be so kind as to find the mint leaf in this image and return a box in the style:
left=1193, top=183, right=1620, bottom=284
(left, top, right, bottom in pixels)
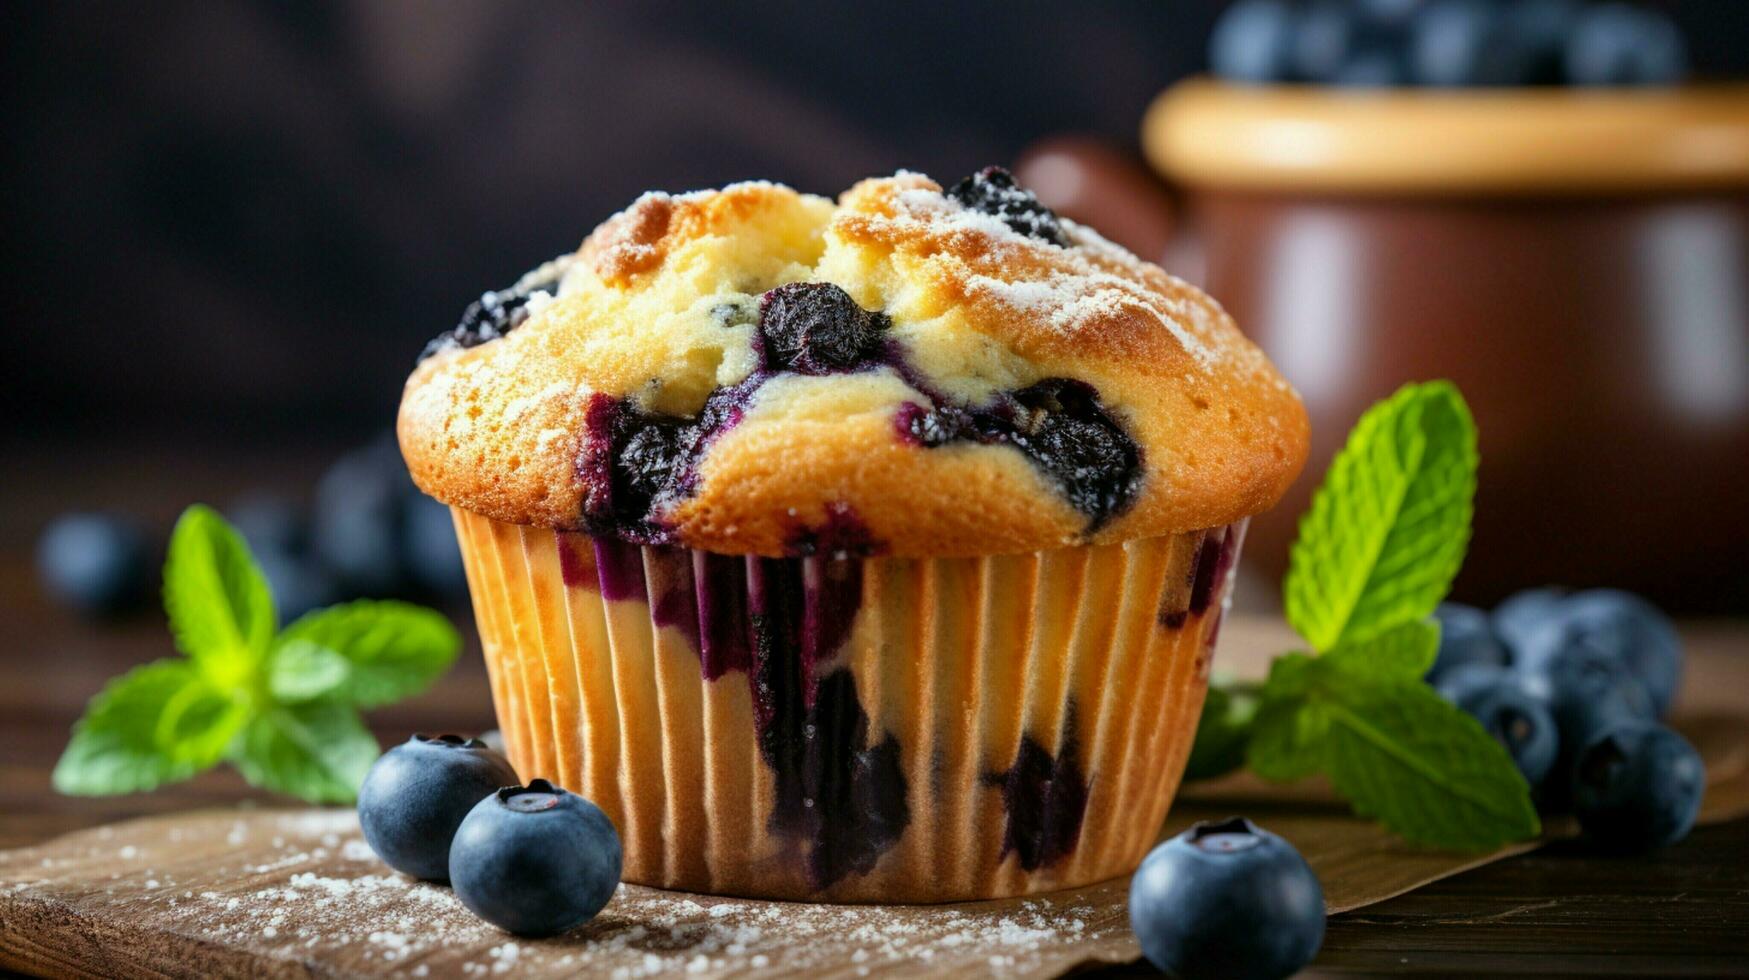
left=230, top=701, right=379, bottom=804
left=53, top=660, right=243, bottom=795
left=275, top=600, right=460, bottom=707
left=1183, top=679, right=1260, bottom=782
left=268, top=642, right=351, bottom=703
left=1283, top=382, right=1477, bottom=652
left=1246, top=654, right=1327, bottom=782
left=1320, top=680, right=1540, bottom=850
left=164, top=505, right=276, bottom=671
left=57, top=504, right=460, bottom=807
left=1320, top=619, right=1440, bottom=683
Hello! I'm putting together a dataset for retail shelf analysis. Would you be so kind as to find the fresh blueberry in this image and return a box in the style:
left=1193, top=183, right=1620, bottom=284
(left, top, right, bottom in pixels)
left=1571, top=722, right=1703, bottom=852
left=944, top=166, right=1070, bottom=246
left=36, top=513, right=155, bottom=617
left=1433, top=662, right=1512, bottom=706
left=1515, top=615, right=1656, bottom=736
left=1515, top=614, right=1658, bottom=808
left=421, top=270, right=563, bottom=362
left=1554, top=589, right=1681, bottom=719
left=1504, top=0, right=1584, bottom=84
left=1411, top=0, right=1580, bottom=87
left=1445, top=671, right=1558, bottom=787
left=1208, top=0, right=1299, bottom=84
left=1491, top=586, right=1567, bottom=657
left=228, top=494, right=335, bottom=619
left=401, top=491, right=468, bottom=600
left=450, top=779, right=623, bottom=936
left=757, top=282, right=889, bottom=375
left=1291, top=0, right=1382, bottom=83
left=1129, top=817, right=1324, bottom=980
left=1428, top=602, right=1508, bottom=684
left=1358, top=0, right=1426, bottom=25
left=255, top=548, right=340, bottom=622
left=1565, top=3, right=1687, bottom=87
left=313, top=439, right=414, bottom=596
left=357, top=734, right=519, bottom=882
left=1410, top=0, right=1512, bottom=86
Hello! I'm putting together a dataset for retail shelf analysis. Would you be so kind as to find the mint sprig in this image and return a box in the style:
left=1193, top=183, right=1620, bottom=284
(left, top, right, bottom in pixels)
left=53, top=504, right=461, bottom=804
left=1187, top=381, right=1540, bottom=851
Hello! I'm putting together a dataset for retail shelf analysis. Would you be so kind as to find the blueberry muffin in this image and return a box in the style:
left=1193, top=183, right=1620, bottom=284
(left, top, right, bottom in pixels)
left=398, top=168, right=1308, bottom=902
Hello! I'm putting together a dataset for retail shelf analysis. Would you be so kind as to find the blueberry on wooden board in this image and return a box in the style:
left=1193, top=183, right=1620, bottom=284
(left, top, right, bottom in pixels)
left=1445, top=670, right=1558, bottom=787
left=1555, top=589, right=1681, bottom=719
left=1571, top=722, right=1703, bottom=851
left=449, top=779, right=622, bottom=936
left=357, top=734, right=519, bottom=882
left=1129, top=818, right=1325, bottom=980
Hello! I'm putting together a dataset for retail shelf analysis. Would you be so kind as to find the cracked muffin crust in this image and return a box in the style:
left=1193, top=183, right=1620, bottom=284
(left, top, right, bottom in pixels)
left=399, top=170, right=1308, bottom=558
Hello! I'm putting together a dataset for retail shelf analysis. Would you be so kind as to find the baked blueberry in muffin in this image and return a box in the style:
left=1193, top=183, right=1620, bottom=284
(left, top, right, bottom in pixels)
left=400, top=170, right=1307, bottom=902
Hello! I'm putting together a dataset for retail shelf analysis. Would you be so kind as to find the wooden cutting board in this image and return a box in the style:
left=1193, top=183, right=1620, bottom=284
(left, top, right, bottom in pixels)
left=2, top=710, right=1744, bottom=980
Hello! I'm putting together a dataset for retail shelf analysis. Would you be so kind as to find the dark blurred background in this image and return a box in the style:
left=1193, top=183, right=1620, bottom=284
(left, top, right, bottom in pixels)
left=5, top=0, right=1749, bottom=616
left=7, top=0, right=1746, bottom=444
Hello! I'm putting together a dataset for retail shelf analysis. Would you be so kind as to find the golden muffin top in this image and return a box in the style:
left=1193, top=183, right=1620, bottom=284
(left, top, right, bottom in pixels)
left=398, top=169, right=1308, bottom=557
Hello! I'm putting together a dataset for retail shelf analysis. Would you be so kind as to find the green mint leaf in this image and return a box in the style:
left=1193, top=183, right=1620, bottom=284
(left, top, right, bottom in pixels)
left=274, top=600, right=460, bottom=707
left=1245, top=654, right=1327, bottom=782
left=267, top=642, right=352, bottom=703
left=52, top=660, right=244, bottom=795
left=1320, top=679, right=1540, bottom=850
left=1283, top=381, right=1477, bottom=652
left=1248, top=699, right=1328, bottom=782
left=230, top=701, right=379, bottom=804
left=164, top=504, right=276, bottom=671
left=1320, top=619, right=1440, bottom=683
left=1183, top=679, right=1260, bottom=782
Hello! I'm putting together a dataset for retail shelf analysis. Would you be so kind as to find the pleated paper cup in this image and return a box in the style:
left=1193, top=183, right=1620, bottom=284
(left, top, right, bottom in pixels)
left=451, top=508, right=1247, bottom=903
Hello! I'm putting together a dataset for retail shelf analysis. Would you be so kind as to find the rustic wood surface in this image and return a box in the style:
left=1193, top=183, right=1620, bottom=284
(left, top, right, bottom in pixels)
left=1, top=593, right=1746, bottom=978
left=1, top=708, right=1745, bottom=980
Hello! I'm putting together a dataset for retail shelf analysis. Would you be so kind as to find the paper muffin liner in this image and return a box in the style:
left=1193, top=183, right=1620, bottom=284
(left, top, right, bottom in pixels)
left=451, top=509, right=1247, bottom=903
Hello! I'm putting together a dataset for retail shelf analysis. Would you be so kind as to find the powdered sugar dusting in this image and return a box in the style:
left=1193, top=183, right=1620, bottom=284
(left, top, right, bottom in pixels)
left=882, top=181, right=1218, bottom=369
left=0, top=809, right=1133, bottom=977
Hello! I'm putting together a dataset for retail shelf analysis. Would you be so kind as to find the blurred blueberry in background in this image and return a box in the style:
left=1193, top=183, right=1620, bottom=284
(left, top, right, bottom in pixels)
left=39, top=433, right=470, bottom=623
left=35, top=514, right=155, bottom=618
left=1209, top=0, right=1688, bottom=88
left=314, top=439, right=415, bottom=598
left=1428, top=602, right=1509, bottom=685
left=402, top=491, right=468, bottom=598
left=1209, top=0, right=1300, bottom=83
left=1566, top=2, right=1688, bottom=86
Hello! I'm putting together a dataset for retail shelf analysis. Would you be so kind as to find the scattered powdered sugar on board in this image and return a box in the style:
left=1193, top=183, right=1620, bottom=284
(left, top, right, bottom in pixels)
left=0, top=808, right=1135, bottom=978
